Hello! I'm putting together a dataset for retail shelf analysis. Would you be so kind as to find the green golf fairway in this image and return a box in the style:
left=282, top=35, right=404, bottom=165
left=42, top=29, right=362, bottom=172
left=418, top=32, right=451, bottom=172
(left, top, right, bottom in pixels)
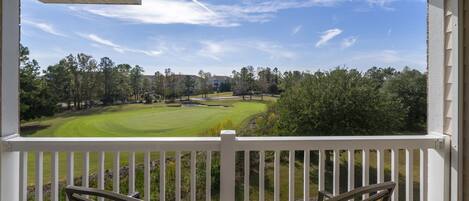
left=22, top=101, right=267, bottom=184
left=24, top=102, right=266, bottom=137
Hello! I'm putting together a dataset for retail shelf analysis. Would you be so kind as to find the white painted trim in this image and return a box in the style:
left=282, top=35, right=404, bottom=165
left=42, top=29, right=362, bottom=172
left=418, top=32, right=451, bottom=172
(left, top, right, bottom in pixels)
left=451, top=1, right=464, bottom=200
left=38, top=0, right=141, bottom=4
left=0, top=0, right=20, bottom=200
left=428, top=0, right=451, bottom=200
left=2, top=135, right=442, bottom=152
left=220, top=130, right=236, bottom=201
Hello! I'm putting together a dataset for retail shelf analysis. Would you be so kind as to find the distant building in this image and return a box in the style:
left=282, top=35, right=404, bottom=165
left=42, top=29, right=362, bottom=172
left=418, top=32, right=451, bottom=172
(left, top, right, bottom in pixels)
left=209, top=75, right=231, bottom=91
left=143, top=74, right=231, bottom=92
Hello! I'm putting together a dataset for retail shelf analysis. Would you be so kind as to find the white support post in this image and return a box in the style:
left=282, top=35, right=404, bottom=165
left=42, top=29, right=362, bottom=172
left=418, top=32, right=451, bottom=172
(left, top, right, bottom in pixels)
left=220, top=130, right=236, bottom=201
left=0, top=0, right=20, bottom=201
left=428, top=0, right=451, bottom=201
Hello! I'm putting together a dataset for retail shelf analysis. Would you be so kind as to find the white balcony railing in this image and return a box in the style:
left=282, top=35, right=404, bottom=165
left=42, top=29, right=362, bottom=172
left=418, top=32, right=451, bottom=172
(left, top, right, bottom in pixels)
left=2, top=131, right=443, bottom=201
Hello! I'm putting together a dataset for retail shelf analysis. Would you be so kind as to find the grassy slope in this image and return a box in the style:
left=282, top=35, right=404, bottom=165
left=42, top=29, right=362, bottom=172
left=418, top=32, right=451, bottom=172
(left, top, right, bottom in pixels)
left=24, top=102, right=266, bottom=137
left=23, top=102, right=267, bottom=184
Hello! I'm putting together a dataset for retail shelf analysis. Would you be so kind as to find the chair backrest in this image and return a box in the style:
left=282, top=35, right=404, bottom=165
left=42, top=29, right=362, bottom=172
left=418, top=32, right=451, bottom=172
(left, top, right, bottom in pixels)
left=65, top=185, right=142, bottom=201
left=319, top=181, right=396, bottom=201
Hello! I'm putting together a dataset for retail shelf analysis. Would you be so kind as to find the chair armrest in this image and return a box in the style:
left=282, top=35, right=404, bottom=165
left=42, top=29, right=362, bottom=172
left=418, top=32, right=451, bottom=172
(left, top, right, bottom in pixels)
left=318, top=191, right=334, bottom=201
left=129, top=192, right=141, bottom=199
left=65, top=185, right=143, bottom=201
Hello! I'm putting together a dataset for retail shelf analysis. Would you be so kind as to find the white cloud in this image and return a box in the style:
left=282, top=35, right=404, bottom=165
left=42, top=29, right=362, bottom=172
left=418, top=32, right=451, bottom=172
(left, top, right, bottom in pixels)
left=352, top=50, right=401, bottom=63
left=198, top=41, right=229, bottom=61
left=84, top=34, right=120, bottom=48
left=367, top=0, right=395, bottom=10
left=252, top=41, right=297, bottom=59
left=71, top=0, right=343, bottom=27
left=341, top=36, right=357, bottom=48
left=79, top=33, right=162, bottom=57
left=22, top=20, right=66, bottom=37
left=291, top=25, right=302, bottom=35
left=192, top=0, right=216, bottom=14
left=315, top=28, right=343, bottom=47
left=198, top=39, right=296, bottom=61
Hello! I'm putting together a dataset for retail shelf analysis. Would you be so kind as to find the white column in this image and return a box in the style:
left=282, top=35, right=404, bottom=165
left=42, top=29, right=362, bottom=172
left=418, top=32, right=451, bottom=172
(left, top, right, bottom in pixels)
left=220, top=130, right=236, bottom=201
left=0, top=1, right=20, bottom=201
left=427, top=0, right=451, bottom=201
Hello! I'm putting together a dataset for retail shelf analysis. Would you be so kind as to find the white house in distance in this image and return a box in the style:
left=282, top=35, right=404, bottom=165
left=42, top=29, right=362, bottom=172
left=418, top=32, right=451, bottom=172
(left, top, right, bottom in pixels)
left=209, top=75, right=231, bottom=91
left=1, top=0, right=469, bottom=201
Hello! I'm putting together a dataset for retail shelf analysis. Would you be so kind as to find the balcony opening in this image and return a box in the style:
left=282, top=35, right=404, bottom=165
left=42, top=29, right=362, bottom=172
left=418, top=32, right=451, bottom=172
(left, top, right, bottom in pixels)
left=13, top=0, right=435, bottom=201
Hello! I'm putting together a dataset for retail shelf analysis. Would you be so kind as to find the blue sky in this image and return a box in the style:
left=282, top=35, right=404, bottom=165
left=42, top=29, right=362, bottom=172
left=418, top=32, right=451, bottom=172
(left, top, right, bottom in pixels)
left=21, top=0, right=427, bottom=75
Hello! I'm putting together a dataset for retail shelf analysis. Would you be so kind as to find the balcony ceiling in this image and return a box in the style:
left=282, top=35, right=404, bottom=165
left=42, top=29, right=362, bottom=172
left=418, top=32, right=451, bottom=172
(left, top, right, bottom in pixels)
left=38, top=0, right=141, bottom=4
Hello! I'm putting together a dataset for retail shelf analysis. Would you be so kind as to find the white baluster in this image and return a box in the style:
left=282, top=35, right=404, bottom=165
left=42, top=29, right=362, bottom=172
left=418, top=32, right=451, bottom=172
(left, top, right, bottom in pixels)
left=377, top=149, right=384, bottom=184
left=391, top=149, right=399, bottom=201
left=160, top=152, right=166, bottom=201
left=175, top=151, right=181, bottom=201
left=83, top=152, right=89, bottom=188
left=259, top=151, right=265, bottom=201
left=244, top=150, right=250, bottom=201
left=206, top=151, right=212, bottom=201
left=51, top=152, right=59, bottom=201
left=191, top=151, right=196, bottom=201
left=362, top=149, right=369, bottom=199
left=35, top=152, right=43, bottom=201
left=129, top=152, right=136, bottom=194
left=113, top=152, right=120, bottom=193
left=333, top=150, right=340, bottom=196
left=347, top=150, right=355, bottom=192
left=67, top=152, right=74, bottom=187
left=304, top=150, right=310, bottom=201
left=20, top=152, right=28, bottom=201
left=98, top=152, right=105, bottom=201
left=406, top=149, right=414, bottom=201
left=274, top=151, right=280, bottom=201
left=289, top=150, right=295, bottom=201
left=144, top=152, right=150, bottom=201
left=420, top=149, right=428, bottom=201
left=318, top=149, right=325, bottom=192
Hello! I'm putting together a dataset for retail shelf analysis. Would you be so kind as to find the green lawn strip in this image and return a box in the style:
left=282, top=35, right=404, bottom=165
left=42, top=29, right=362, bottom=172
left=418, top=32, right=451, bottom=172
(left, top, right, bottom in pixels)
left=193, top=92, right=234, bottom=98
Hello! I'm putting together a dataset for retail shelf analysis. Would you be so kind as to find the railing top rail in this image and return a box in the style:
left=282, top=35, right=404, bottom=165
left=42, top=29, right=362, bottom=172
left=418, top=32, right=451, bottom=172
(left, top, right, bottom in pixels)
left=3, top=136, right=222, bottom=152
left=2, top=134, right=443, bottom=152
left=235, top=135, right=443, bottom=150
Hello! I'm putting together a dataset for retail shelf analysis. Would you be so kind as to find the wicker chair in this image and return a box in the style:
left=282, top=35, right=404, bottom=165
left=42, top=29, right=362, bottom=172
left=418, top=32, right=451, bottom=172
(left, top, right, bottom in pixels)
left=317, top=181, right=396, bottom=201
left=65, top=185, right=142, bottom=201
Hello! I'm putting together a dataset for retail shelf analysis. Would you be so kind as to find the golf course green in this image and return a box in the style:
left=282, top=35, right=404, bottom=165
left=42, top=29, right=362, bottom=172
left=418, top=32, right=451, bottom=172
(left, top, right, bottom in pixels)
left=22, top=101, right=266, bottom=137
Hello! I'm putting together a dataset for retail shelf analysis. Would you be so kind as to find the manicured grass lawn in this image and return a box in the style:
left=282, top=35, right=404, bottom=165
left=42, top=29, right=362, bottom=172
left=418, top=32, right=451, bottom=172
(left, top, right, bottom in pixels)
left=22, top=101, right=267, bottom=184
left=193, top=92, right=234, bottom=98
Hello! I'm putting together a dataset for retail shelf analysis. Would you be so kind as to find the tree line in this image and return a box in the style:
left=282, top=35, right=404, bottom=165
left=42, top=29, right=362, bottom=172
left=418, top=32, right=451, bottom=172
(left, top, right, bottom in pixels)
left=242, top=67, right=427, bottom=135
left=19, top=45, right=231, bottom=120
left=19, top=45, right=289, bottom=121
